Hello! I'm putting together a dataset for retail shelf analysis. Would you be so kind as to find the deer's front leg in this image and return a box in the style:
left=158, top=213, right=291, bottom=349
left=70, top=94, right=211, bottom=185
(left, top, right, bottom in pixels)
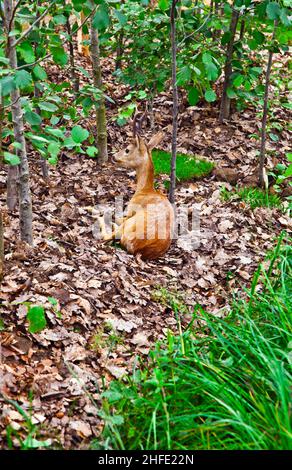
left=98, top=216, right=116, bottom=241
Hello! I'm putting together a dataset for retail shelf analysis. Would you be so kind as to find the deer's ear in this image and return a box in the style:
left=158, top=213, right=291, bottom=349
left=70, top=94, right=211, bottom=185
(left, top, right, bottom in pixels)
left=147, top=131, right=164, bottom=150
left=134, top=135, right=147, bottom=152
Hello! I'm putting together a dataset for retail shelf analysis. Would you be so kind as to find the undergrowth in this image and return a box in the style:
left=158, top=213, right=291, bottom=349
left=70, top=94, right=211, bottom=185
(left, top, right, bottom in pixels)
left=221, top=185, right=283, bottom=210
left=95, top=234, right=292, bottom=450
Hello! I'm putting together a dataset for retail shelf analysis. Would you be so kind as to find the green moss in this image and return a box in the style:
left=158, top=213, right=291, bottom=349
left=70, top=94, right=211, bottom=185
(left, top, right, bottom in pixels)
left=152, top=149, right=214, bottom=182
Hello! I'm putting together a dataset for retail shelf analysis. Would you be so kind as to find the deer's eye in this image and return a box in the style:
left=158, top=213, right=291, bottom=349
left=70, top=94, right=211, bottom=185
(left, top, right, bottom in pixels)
left=125, top=148, right=130, bottom=154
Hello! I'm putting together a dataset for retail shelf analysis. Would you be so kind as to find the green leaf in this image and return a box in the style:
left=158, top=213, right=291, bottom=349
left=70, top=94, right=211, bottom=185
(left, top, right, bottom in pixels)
left=188, top=87, right=199, bottom=106
left=233, top=74, right=244, bottom=87
left=221, top=31, right=231, bottom=46
left=269, top=132, right=279, bottom=142
left=50, top=116, right=60, bottom=126
left=86, top=146, right=99, bottom=157
left=204, top=90, right=216, bottom=103
left=286, top=152, right=292, bottom=162
left=0, top=75, right=15, bottom=96
left=48, top=156, right=58, bottom=165
left=46, top=127, right=64, bottom=139
left=202, top=52, right=213, bottom=65
left=39, top=102, right=58, bottom=112
left=14, top=70, right=32, bottom=88
left=23, top=437, right=51, bottom=449
left=71, top=125, right=89, bottom=143
left=48, top=297, right=58, bottom=306
left=253, top=30, right=265, bottom=45
left=114, top=9, right=127, bottom=26
left=176, top=66, right=192, bottom=86
left=205, top=62, right=218, bottom=81
left=32, top=64, right=47, bottom=81
left=48, top=142, right=61, bottom=157
left=93, top=5, right=110, bottom=30
left=158, top=0, right=169, bottom=10
left=24, top=110, right=42, bottom=126
left=227, top=87, right=237, bottom=99
left=53, top=14, right=67, bottom=25
left=266, top=2, right=281, bottom=20
left=4, top=152, right=20, bottom=166
left=51, top=46, right=68, bottom=66
left=18, top=41, right=35, bottom=64
left=283, top=165, right=292, bottom=178
left=0, top=56, right=9, bottom=65
left=27, top=305, right=47, bottom=334
left=280, top=8, right=291, bottom=26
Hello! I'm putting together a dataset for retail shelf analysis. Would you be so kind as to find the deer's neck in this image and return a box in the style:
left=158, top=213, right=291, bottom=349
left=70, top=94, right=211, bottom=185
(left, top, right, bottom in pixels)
left=135, top=154, right=154, bottom=193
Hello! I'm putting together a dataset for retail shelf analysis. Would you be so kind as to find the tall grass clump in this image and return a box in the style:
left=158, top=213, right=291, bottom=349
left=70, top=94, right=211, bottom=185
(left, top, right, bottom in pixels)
left=96, top=235, right=292, bottom=450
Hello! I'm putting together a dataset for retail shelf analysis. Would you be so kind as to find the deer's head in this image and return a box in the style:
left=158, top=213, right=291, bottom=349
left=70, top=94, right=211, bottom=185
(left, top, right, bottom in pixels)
left=115, top=111, right=164, bottom=170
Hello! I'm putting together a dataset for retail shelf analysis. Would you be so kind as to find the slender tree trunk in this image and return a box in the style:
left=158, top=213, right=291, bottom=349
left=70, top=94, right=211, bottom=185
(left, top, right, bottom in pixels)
left=219, top=4, right=239, bottom=122
left=7, top=166, right=19, bottom=211
left=0, top=97, right=4, bottom=281
left=34, top=84, right=49, bottom=178
left=259, top=22, right=277, bottom=188
left=3, top=85, right=19, bottom=210
left=0, top=209, right=3, bottom=281
left=0, top=96, right=3, bottom=164
left=90, top=17, right=108, bottom=163
left=148, top=95, right=155, bottom=130
left=169, top=0, right=179, bottom=204
left=4, top=0, right=33, bottom=245
left=66, top=17, right=80, bottom=93
left=115, top=30, right=124, bottom=71
left=239, top=18, right=245, bottom=41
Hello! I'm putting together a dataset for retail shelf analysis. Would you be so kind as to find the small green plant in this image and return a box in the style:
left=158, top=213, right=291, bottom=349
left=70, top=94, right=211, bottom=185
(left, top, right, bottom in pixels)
left=5, top=396, right=51, bottom=450
left=97, top=236, right=292, bottom=450
left=151, top=287, right=189, bottom=314
left=221, top=185, right=282, bottom=210
left=152, top=150, right=214, bottom=183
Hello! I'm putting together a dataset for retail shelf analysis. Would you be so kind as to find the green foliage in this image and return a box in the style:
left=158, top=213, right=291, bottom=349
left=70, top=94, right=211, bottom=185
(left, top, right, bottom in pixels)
left=221, top=186, right=283, bottom=210
left=152, top=149, right=214, bottom=182
left=96, top=238, right=292, bottom=450
left=6, top=397, right=51, bottom=450
left=26, top=305, right=47, bottom=334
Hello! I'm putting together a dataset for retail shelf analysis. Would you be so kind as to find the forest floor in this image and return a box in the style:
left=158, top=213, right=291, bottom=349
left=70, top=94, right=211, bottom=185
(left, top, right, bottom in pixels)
left=0, top=55, right=291, bottom=449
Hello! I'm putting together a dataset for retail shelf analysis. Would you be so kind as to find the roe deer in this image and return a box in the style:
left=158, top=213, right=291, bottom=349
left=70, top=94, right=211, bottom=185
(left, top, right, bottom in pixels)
left=99, top=114, right=174, bottom=260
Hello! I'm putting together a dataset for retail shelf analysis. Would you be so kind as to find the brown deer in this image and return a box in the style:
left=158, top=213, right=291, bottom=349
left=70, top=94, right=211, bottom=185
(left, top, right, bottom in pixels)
left=98, top=113, right=174, bottom=260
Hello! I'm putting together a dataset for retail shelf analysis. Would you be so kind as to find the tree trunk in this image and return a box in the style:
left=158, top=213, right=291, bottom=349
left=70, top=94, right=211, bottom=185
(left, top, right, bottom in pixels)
left=259, top=22, right=277, bottom=188
left=239, top=18, right=245, bottom=41
left=90, top=18, right=108, bottom=163
left=66, top=17, right=80, bottom=93
left=7, top=166, right=19, bottom=211
left=0, top=208, right=3, bottom=281
left=169, top=0, right=179, bottom=205
left=0, top=97, right=4, bottom=281
left=115, top=30, right=124, bottom=71
left=0, top=96, right=3, bottom=164
left=34, top=84, right=49, bottom=178
left=4, top=0, right=33, bottom=245
left=219, top=4, right=239, bottom=122
left=1, top=86, right=18, bottom=210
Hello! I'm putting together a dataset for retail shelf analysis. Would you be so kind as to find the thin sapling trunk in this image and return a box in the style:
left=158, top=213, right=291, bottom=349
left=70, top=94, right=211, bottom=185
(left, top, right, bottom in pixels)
left=259, top=21, right=277, bottom=188
left=90, top=17, right=108, bottom=163
left=169, top=0, right=179, bottom=204
left=4, top=0, right=33, bottom=245
left=219, top=3, right=239, bottom=122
